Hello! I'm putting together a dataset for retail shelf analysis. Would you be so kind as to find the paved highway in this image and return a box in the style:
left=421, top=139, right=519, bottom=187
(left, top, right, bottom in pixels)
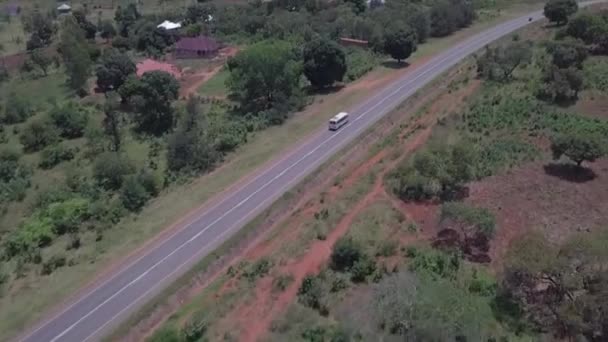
left=19, top=5, right=596, bottom=342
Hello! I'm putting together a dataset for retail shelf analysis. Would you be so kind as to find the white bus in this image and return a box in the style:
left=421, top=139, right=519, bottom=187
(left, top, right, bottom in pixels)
left=329, top=112, right=349, bottom=131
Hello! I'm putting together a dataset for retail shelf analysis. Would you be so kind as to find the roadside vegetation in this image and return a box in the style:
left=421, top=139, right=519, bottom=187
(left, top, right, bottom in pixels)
left=0, top=0, right=547, bottom=339
left=143, top=3, right=608, bottom=342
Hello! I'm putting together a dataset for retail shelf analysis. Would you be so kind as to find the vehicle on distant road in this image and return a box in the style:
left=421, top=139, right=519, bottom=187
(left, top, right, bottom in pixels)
left=329, top=112, right=349, bottom=131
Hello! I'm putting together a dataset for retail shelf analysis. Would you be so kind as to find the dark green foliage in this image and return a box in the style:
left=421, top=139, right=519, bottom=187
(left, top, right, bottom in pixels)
left=111, top=36, right=131, bottom=51
left=389, top=142, right=477, bottom=202
left=330, top=237, right=364, bottom=272
left=538, top=66, right=584, bottom=103
left=39, top=144, right=75, bottom=169
left=242, top=258, right=273, bottom=281
left=476, top=41, right=533, bottom=81
left=92, top=152, right=135, bottom=190
left=102, top=96, right=125, bottom=152
left=409, top=248, right=461, bottom=280
left=72, top=9, right=97, bottom=40
left=48, top=101, right=89, bottom=139
left=119, top=71, right=180, bottom=135
left=41, top=254, right=67, bottom=275
left=227, top=40, right=303, bottom=120
left=120, top=175, right=150, bottom=212
left=29, top=48, right=52, bottom=76
left=544, top=0, right=578, bottom=25
left=0, top=148, right=31, bottom=203
left=430, top=0, right=475, bottom=37
left=96, top=49, right=136, bottom=93
left=99, top=20, right=116, bottom=41
left=1, top=92, right=32, bottom=124
left=298, top=274, right=329, bottom=315
left=546, top=40, right=588, bottom=69
left=167, top=97, right=220, bottom=174
left=440, top=202, right=496, bottom=239
left=19, top=116, right=59, bottom=152
left=303, top=38, right=347, bottom=88
left=114, top=3, right=140, bottom=37
left=501, top=231, right=608, bottom=341
left=301, top=325, right=349, bottom=342
left=25, top=11, right=54, bottom=51
left=350, top=255, right=377, bottom=282
left=59, top=17, right=92, bottom=93
left=344, top=47, right=379, bottom=82
left=134, top=22, right=178, bottom=57
left=182, top=311, right=207, bottom=342
left=551, top=133, right=605, bottom=166
left=383, top=23, right=417, bottom=63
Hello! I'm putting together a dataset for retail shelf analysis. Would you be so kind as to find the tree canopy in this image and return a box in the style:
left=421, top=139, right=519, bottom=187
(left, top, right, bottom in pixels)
left=227, top=40, right=303, bottom=119
left=303, top=37, right=347, bottom=88
left=119, top=71, right=180, bottom=135
left=383, top=23, right=417, bottom=63
left=476, top=41, right=533, bottom=81
left=544, top=0, right=578, bottom=25
left=96, top=49, right=136, bottom=93
left=59, top=17, right=92, bottom=94
left=551, top=133, right=605, bottom=166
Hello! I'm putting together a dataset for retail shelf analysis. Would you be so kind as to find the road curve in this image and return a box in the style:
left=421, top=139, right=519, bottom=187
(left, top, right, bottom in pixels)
left=19, top=5, right=597, bottom=342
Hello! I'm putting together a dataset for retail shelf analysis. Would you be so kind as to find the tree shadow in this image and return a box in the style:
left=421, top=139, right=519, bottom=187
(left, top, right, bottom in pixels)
left=381, top=60, right=410, bottom=69
left=306, top=84, right=345, bottom=96
left=543, top=163, right=597, bottom=183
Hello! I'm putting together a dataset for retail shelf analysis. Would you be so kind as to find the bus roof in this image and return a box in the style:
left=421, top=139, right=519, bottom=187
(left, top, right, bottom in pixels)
left=332, top=112, right=349, bottom=121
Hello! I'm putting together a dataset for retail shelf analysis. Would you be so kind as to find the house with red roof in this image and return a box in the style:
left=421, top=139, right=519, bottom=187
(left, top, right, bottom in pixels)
left=174, top=36, right=220, bottom=59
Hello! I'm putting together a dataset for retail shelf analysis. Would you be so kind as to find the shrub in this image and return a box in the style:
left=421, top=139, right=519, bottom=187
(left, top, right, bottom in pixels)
left=19, top=116, right=59, bottom=152
left=3, top=216, right=54, bottom=261
left=48, top=102, right=89, bottom=139
left=376, top=240, right=399, bottom=257
left=330, top=237, right=364, bottom=272
left=120, top=175, right=150, bottom=212
left=1, top=93, right=32, bottom=124
left=273, top=273, right=294, bottom=292
left=41, top=253, right=67, bottom=275
left=45, top=197, right=91, bottom=235
left=0, top=148, right=31, bottom=202
left=93, top=152, right=135, bottom=190
left=350, top=255, right=377, bottom=283
left=298, top=274, right=329, bottom=315
left=440, top=202, right=496, bottom=239
left=148, top=326, right=181, bottom=342
left=551, top=133, right=605, bottom=166
left=242, top=258, right=273, bottom=282
left=182, top=311, right=207, bottom=342
left=39, top=144, right=75, bottom=169
left=136, top=168, right=160, bottom=197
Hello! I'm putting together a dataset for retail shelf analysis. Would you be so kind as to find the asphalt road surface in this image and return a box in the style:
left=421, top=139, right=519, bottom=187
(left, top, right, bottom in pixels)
left=19, top=5, right=599, bottom=342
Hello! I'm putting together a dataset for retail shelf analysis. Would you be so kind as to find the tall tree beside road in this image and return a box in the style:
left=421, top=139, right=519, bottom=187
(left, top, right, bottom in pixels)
left=303, top=38, right=347, bottom=89
left=118, top=71, right=180, bottom=135
left=383, top=23, right=417, bottom=63
left=227, top=40, right=303, bottom=117
left=59, top=17, right=92, bottom=94
left=544, top=0, right=578, bottom=25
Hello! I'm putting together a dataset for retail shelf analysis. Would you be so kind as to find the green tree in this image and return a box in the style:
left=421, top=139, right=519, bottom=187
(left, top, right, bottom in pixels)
left=303, top=37, right=347, bottom=89
left=331, top=237, right=364, bottom=272
left=19, top=117, right=59, bottom=152
left=383, top=23, right=417, bottom=63
left=476, top=41, right=533, bottom=81
left=72, top=8, right=97, bottom=40
left=95, top=48, right=136, bottom=93
left=1, top=92, right=32, bottom=124
left=59, top=17, right=92, bottom=94
left=114, top=4, right=140, bottom=37
left=48, top=101, right=89, bottom=139
left=430, top=0, right=475, bottom=37
left=120, top=175, right=149, bottom=212
left=227, top=40, right=303, bottom=116
left=25, top=11, right=54, bottom=50
left=99, top=20, right=116, bottom=42
left=102, top=94, right=125, bottom=152
left=29, top=49, right=52, bottom=76
left=92, top=152, right=134, bottom=190
left=546, top=40, right=588, bottom=69
left=551, top=133, right=604, bottom=167
left=544, top=0, right=578, bottom=25
left=538, top=66, right=584, bottom=103
left=119, top=71, right=180, bottom=135
left=501, top=231, right=608, bottom=341
left=566, top=13, right=607, bottom=44
left=167, top=97, right=219, bottom=173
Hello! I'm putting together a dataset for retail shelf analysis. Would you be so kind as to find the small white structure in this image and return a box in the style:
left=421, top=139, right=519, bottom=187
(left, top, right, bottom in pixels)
left=157, top=20, right=182, bottom=30
left=57, top=3, right=71, bottom=14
